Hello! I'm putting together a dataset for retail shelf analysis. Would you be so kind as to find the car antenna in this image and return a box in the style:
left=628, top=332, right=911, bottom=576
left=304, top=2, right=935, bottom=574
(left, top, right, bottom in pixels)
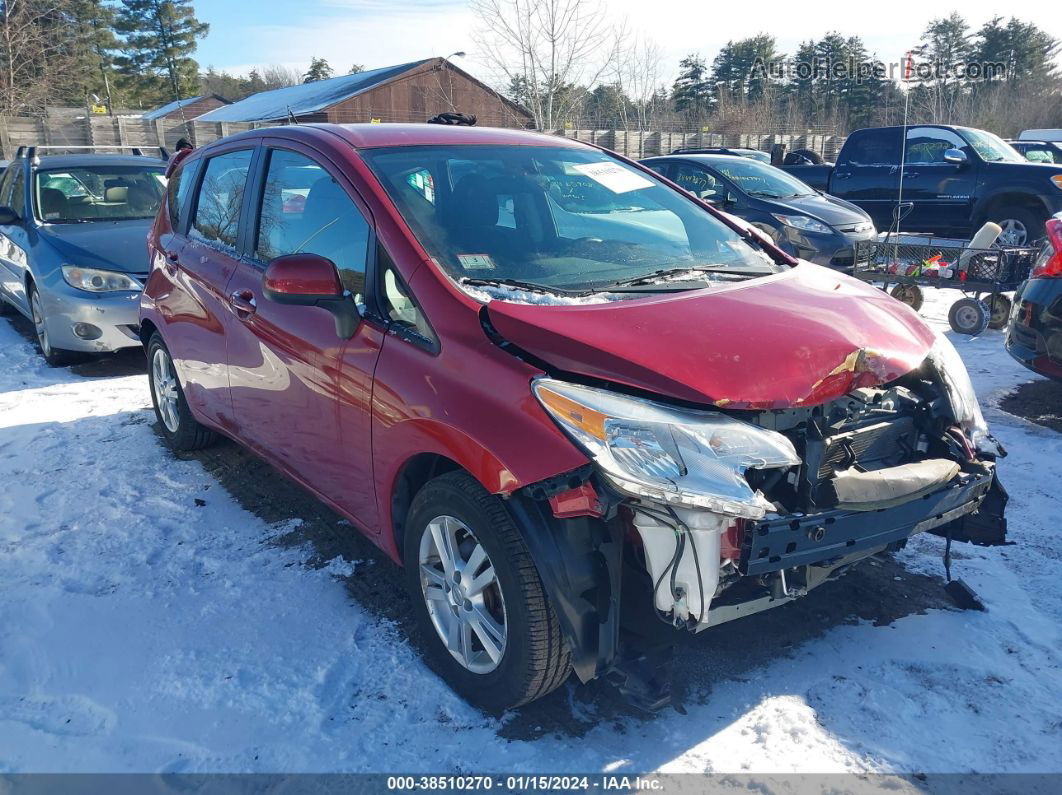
left=287, top=106, right=300, bottom=125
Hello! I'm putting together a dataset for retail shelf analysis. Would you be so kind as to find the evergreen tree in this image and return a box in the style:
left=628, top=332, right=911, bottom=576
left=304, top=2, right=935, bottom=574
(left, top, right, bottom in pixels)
left=114, top=0, right=209, bottom=105
left=303, top=57, right=334, bottom=83
left=711, top=35, right=780, bottom=104
left=672, top=55, right=711, bottom=119
left=348, top=63, right=364, bottom=75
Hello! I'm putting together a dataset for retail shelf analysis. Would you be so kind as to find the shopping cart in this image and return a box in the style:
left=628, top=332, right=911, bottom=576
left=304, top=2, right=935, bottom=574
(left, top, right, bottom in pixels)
left=853, top=234, right=1039, bottom=334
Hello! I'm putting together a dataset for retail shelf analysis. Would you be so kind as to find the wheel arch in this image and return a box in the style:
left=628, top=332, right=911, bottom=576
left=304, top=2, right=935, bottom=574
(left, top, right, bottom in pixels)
left=975, top=191, right=1049, bottom=224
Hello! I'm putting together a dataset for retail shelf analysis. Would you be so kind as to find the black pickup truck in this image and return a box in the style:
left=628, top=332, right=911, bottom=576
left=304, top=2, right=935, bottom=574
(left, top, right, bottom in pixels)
left=783, top=124, right=1062, bottom=246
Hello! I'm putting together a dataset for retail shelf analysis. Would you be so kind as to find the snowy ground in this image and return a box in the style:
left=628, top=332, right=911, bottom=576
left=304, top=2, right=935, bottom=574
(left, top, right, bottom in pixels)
left=1, top=288, right=1060, bottom=774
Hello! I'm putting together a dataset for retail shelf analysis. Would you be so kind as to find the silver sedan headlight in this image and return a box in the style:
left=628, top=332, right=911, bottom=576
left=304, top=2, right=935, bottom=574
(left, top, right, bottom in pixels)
left=533, top=378, right=799, bottom=519
left=61, top=265, right=143, bottom=293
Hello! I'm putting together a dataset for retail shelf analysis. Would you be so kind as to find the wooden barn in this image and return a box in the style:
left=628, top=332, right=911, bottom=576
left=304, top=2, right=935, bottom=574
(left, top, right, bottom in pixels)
left=195, top=58, right=532, bottom=128
left=141, top=95, right=231, bottom=121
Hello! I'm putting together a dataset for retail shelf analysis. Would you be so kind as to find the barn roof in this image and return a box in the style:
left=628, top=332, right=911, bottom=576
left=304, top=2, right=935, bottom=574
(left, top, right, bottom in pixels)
left=142, top=95, right=229, bottom=121
left=196, top=60, right=433, bottom=123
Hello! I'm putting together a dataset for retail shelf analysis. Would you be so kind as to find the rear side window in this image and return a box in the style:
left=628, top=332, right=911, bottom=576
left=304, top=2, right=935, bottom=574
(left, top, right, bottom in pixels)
left=167, top=162, right=196, bottom=230
left=192, top=150, right=253, bottom=250
left=8, top=168, right=25, bottom=217
left=842, top=130, right=901, bottom=166
left=255, top=148, right=370, bottom=297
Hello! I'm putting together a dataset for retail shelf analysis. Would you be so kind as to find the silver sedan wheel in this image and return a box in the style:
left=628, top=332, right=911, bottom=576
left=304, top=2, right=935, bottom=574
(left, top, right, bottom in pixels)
left=151, top=347, right=181, bottom=433
left=418, top=515, right=507, bottom=674
left=30, top=290, right=51, bottom=357
left=997, top=218, right=1028, bottom=247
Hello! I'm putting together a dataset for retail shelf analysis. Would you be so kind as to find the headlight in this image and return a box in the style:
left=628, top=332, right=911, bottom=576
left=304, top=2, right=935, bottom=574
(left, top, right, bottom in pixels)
left=533, top=378, right=800, bottom=518
left=61, top=265, right=142, bottom=293
left=925, top=334, right=1002, bottom=456
left=771, top=214, right=833, bottom=234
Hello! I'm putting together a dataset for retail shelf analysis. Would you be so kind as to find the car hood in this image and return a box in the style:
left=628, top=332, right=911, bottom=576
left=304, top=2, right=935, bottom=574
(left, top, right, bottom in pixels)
left=38, top=219, right=152, bottom=274
left=485, top=263, right=937, bottom=409
left=768, top=193, right=870, bottom=226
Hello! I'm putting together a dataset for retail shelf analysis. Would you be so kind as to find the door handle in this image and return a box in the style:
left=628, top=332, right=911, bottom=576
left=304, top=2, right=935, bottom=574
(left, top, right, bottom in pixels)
left=229, top=290, right=257, bottom=317
left=833, top=171, right=850, bottom=180
left=902, top=172, right=919, bottom=179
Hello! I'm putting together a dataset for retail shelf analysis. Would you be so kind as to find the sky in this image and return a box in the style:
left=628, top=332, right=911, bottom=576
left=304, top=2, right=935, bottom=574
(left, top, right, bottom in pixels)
left=193, top=0, right=1062, bottom=88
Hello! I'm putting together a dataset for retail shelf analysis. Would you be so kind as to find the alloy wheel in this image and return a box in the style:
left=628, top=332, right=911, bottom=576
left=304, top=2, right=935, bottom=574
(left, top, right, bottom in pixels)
left=30, top=290, right=50, bottom=357
left=151, top=347, right=181, bottom=433
left=418, top=515, right=507, bottom=674
left=997, top=218, right=1028, bottom=247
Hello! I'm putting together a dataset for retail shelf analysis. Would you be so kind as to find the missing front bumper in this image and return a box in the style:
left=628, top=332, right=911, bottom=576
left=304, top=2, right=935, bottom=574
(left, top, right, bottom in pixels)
left=741, top=465, right=998, bottom=577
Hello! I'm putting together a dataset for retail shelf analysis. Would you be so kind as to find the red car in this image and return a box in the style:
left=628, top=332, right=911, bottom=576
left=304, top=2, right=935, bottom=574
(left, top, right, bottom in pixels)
left=141, top=124, right=1008, bottom=712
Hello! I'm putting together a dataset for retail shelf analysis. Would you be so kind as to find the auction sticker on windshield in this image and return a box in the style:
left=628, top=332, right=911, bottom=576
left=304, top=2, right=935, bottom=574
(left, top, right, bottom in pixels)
left=458, top=254, right=496, bottom=270
left=572, top=162, right=654, bottom=194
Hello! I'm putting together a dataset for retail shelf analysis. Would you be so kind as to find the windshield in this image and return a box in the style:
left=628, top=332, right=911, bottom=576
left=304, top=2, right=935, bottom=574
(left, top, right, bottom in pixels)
left=709, top=158, right=816, bottom=198
left=958, top=128, right=1024, bottom=163
left=34, top=164, right=166, bottom=222
left=360, top=145, right=781, bottom=294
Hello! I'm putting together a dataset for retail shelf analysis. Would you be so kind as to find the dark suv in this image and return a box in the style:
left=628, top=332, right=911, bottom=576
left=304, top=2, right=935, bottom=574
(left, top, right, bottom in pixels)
left=140, top=124, right=1008, bottom=712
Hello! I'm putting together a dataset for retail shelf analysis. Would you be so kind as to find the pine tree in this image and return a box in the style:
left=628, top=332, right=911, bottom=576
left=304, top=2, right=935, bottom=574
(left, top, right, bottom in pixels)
left=114, top=0, right=209, bottom=105
left=672, top=55, right=711, bottom=120
left=348, top=64, right=364, bottom=75
left=303, top=57, right=334, bottom=83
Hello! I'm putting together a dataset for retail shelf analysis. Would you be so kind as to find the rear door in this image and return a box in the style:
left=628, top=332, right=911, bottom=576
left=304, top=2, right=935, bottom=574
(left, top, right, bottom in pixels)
left=899, top=126, right=977, bottom=236
left=168, top=145, right=256, bottom=431
left=832, top=129, right=902, bottom=230
left=0, top=164, right=31, bottom=313
left=223, top=141, right=383, bottom=527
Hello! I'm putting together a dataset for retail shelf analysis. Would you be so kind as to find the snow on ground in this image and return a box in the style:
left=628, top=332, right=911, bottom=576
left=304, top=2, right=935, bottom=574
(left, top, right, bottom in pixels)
left=1, top=287, right=1061, bottom=774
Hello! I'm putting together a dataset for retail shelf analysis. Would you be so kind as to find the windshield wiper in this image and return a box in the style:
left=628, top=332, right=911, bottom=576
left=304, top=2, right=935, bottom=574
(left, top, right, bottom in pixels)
left=608, top=265, right=750, bottom=288
left=460, top=277, right=587, bottom=296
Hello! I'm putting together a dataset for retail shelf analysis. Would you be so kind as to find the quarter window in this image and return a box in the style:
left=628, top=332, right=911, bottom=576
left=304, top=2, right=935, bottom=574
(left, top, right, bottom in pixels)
left=192, top=149, right=253, bottom=250
left=255, top=149, right=370, bottom=297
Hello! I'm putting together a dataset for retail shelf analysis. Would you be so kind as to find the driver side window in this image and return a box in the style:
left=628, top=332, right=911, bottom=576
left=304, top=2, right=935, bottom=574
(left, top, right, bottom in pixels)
left=672, top=163, right=724, bottom=202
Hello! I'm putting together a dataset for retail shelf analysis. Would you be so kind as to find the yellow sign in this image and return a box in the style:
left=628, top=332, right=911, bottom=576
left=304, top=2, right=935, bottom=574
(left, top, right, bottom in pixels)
left=90, top=104, right=108, bottom=114
left=370, top=118, right=382, bottom=124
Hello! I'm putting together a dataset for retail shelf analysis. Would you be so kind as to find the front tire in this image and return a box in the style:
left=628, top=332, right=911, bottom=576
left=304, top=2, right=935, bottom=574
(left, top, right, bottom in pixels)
left=30, top=284, right=81, bottom=367
left=147, top=333, right=217, bottom=451
left=987, top=206, right=1046, bottom=248
left=403, top=471, right=570, bottom=712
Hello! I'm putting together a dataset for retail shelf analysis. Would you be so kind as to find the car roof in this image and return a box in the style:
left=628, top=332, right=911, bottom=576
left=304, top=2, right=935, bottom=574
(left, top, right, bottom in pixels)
left=30, top=154, right=166, bottom=169
left=205, top=123, right=588, bottom=152
left=650, top=153, right=752, bottom=164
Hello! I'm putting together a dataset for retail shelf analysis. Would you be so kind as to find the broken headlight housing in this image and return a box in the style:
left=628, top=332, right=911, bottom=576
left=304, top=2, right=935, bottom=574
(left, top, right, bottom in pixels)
left=533, top=378, right=799, bottom=519
left=925, top=334, right=1003, bottom=457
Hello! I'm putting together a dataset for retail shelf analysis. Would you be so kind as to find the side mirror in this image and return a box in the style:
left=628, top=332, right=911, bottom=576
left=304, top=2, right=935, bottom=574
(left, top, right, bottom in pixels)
left=0, top=206, right=20, bottom=225
left=943, top=148, right=968, bottom=166
left=262, top=253, right=359, bottom=338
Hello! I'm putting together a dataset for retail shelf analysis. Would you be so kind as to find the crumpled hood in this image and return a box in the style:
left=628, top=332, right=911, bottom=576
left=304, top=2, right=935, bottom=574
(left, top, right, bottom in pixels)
left=39, top=219, right=153, bottom=274
left=485, top=263, right=937, bottom=409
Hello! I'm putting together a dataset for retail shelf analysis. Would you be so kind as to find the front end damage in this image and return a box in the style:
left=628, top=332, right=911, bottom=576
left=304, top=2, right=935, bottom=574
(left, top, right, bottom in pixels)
left=504, top=341, right=1008, bottom=710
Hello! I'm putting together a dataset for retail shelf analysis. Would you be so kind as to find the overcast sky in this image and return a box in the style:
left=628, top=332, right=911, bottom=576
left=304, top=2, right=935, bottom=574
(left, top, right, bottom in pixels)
left=194, top=0, right=1062, bottom=86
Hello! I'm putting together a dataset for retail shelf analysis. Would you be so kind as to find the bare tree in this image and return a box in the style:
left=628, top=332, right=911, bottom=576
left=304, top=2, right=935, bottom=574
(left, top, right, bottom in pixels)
left=1, top=0, right=81, bottom=114
left=612, top=34, right=664, bottom=130
left=471, top=0, right=620, bottom=130
left=258, top=64, right=301, bottom=90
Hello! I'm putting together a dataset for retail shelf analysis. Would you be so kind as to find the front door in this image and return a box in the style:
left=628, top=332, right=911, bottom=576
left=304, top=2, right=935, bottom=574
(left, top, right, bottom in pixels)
left=223, top=143, right=382, bottom=528
left=899, top=126, right=977, bottom=237
left=0, top=165, right=31, bottom=313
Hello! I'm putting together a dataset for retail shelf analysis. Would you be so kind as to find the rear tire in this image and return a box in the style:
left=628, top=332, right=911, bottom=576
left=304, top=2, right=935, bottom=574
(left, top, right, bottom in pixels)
left=29, top=284, right=82, bottom=367
left=403, top=471, right=570, bottom=712
left=147, top=332, right=217, bottom=451
left=890, top=283, right=924, bottom=312
left=948, top=297, right=990, bottom=336
left=987, top=294, right=1012, bottom=330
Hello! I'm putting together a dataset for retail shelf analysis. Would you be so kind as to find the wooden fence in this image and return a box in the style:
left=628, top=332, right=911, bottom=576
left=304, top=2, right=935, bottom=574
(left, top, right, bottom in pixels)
left=0, top=110, right=845, bottom=162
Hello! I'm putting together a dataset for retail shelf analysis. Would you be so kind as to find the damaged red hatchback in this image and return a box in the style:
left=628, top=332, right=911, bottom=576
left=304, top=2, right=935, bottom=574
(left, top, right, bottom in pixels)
left=141, top=124, right=1008, bottom=712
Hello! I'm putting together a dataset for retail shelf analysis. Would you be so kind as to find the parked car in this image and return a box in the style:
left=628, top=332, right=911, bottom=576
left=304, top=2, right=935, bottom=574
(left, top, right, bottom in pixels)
left=642, top=153, right=875, bottom=269
left=781, top=124, right=1062, bottom=246
left=670, top=147, right=771, bottom=163
left=0, top=147, right=167, bottom=365
left=1006, top=214, right=1062, bottom=381
left=1007, top=140, right=1062, bottom=165
left=1018, top=129, right=1062, bottom=143
left=142, top=124, right=1008, bottom=712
